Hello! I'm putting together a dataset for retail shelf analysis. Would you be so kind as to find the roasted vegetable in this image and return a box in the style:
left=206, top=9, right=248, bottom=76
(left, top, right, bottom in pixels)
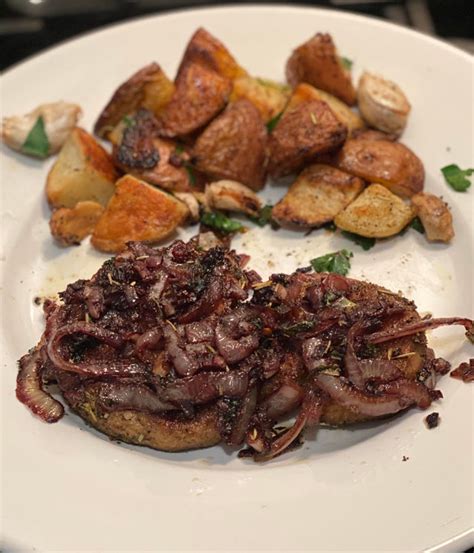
left=158, top=62, right=232, bottom=138
left=335, top=137, right=424, bottom=197
left=94, top=63, right=174, bottom=139
left=192, top=99, right=268, bottom=190
left=230, top=76, right=290, bottom=122
left=175, top=27, right=247, bottom=81
left=1, top=102, right=82, bottom=158
left=272, top=164, right=364, bottom=229
left=49, top=201, right=104, bottom=246
left=205, top=180, right=262, bottom=216
left=335, top=183, right=416, bottom=238
left=200, top=211, right=244, bottom=234
left=268, top=85, right=347, bottom=178
left=174, top=192, right=201, bottom=222
left=286, top=33, right=356, bottom=105
left=91, top=174, right=188, bottom=252
left=311, top=88, right=364, bottom=135
left=357, top=71, right=411, bottom=136
left=46, top=127, right=118, bottom=209
left=411, top=193, right=454, bottom=243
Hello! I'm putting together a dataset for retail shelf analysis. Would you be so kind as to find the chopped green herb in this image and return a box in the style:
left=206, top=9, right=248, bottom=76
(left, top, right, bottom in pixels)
left=174, top=144, right=185, bottom=155
left=340, top=56, right=353, bottom=70
left=185, top=165, right=196, bottom=185
left=201, top=211, right=244, bottom=234
left=266, top=112, right=283, bottom=132
left=21, top=116, right=49, bottom=158
left=409, top=216, right=425, bottom=234
left=341, top=230, right=376, bottom=251
left=310, top=249, right=353, bottom=276
left=281, top=321, right=315, bottom=336
left=441, top=164, right=473, bottom=192
left=248, top=204, right=273, bottom=227
left=122, top=115, right=134, bottom=127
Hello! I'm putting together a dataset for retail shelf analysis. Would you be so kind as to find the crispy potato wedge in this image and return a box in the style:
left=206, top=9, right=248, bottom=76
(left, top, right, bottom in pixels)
left=311, top=88, right=364, bottom=135
left=205, top=180, right=263, bottom=216
left=94, top=63, right=174, bottom=138
left=230, top=76, right=290, bottom=122
left=46, top=127, right=118, bottom=209
left=193, top=99, right=268, bottom=190
left=158, top=62, right=232, bottom=138
left=91, top=174, right=188, bottom=253
left=411, top=193, right=454, bottom=243
left=335, top=137, right=424, bottom=197
left=49, top=201, right=104, bottom=246
left=358, top=71, right=411, bottom=136
left=176, top=27, right=247, bottom=81
left=272, top=164, right=364, bottom=229
left=335, top=183, right=416, bottom=237
left=268, top=88, right=347, bottom=178
left=286, top=33, right=356, bottom=105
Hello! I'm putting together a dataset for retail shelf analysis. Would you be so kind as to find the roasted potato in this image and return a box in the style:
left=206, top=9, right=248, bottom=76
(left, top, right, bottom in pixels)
left=174, top=192, right=201, bottom=222
left=351, top=128, right=397, bottom=142
left=176, top=27, right=247, bottom=81
left=230, top=76, right=290, bottom=122
left=311, top=88, right=364, bottom=135
left=335, top=137, right=424, bottom=197
left=286, top=33, right=356, bottom=105
left=411, top=193, right=454, bottom=243
left=158, top=62, right=232, bottom=138
left=205, top=180, right=263, bottom=216
left=334, top=183, right=416, bottom=238
left=49, top=201, right=104, bottom=246
left=94, top=63, right=174, bottom=138
left=46, top=127, right=118, bottom=209
left=272, top=164, right=364, bottom=229
left=358, top=71, right=411, bottom=136
left=91, top=174, right=188, bottom=253
left=268, top=86, right=347, bottom=178
left=192, top=99, right=268, bottom=190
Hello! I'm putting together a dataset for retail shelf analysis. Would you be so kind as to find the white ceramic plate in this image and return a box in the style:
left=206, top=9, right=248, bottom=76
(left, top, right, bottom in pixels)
left=1, top=6, right=473, bottom=552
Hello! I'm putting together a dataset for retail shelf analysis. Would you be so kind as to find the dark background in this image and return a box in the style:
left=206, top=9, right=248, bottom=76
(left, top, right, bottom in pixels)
left=1, top=0, right=473, bottom=72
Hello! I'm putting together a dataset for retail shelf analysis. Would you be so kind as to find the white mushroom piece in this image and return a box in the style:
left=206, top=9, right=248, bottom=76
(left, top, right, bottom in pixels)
left=357, top=71, right=410, bottom=136
left=1, top=102, right=82, bottom=158
left=411, top=193, right=454, bottom=243
left=205, top=180, right=262, bottom=216
left=174, top=192, right=201, bottom=223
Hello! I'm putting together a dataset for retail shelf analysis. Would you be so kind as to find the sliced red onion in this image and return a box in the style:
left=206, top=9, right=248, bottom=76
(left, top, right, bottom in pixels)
left=177, top=279, right=223, bottom=324
left=375, top=378, right=434, bottom=409
left=97, top=382, right=176, bottom=413
left=185, top=319, right=215, bottom=343
left=314, top=373, right=414, bottom=417
left=260, top=383, right=304, bottom=420
left=228, top=386, right=258, bottom=446
left=215, top=309, right=260, bottom=364
left=16, top=348, right=64, bottom=423
left=367, top=317, right=474, bottom=344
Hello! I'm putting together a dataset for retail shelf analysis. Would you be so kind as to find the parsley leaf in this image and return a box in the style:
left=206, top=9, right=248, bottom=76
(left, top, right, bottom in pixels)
left=441, top=164, right=473, bottom=192
left=341, top=230, right=376, bottom=250
left=409, top=216, right=425, bottom=234
left=266, top=112, right=283, bottom=133
left=201, top=211, right=244, bottom=234
left=281, top=321, right=315, bottom=336
left=21, top=116, right=49, bottom=158
left=122, top=115, right=134, bottom=127
left=185, top=165, right=196, bottom=185
left=248, top=204, right=273, bottom=227
left=340, top=56, right=353, bottom=70
left=310, top=249, right=353, bottom=276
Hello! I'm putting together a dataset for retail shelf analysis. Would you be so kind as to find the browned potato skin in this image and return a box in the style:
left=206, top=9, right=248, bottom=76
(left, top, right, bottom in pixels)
left=192, top=99, right=268, bottom=191
left=411, top=193, right=454, bottom=243
left=272, top=164, right=364, bottom=229
left=94, top=63, right=174, bottom=138
left=335, top=138, right=424, bottom=197
left=158, top=62, right=232, bottom=138
left=91, top=174, right=188, bottom=253
left=351, top=128, right=397, bottom=142
left=176, top=27, right=247, bottom=81
left=49, top=201, right=104, bottom=246
left=268, top=97, right=347, bottom=178
left=286, top=33, right=356, bottom=105
left=46, top=127, right=118, bottom=209
left=114, top=137, right=193, bottom=193
left=335, top=183, right=416, bottom=238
